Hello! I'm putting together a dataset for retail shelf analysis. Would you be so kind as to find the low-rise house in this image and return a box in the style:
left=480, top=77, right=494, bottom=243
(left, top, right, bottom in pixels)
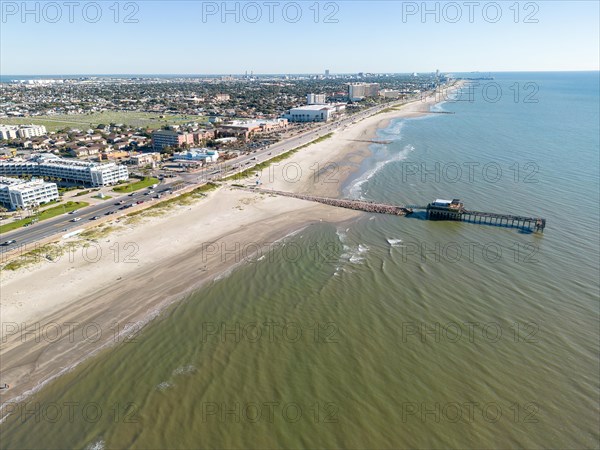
left=130, top=152, right=161, bottom=167
left=173, top=148, right=219, bottom=164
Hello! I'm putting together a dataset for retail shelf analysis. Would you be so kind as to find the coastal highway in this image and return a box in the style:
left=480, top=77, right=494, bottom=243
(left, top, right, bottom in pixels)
left=0, top=96, right=420, bottom=255
left=0, top=181, right=182, bottom=255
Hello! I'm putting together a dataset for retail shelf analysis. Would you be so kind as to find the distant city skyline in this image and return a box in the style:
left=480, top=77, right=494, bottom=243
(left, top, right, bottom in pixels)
left=1, top=1, right=598, bottom=74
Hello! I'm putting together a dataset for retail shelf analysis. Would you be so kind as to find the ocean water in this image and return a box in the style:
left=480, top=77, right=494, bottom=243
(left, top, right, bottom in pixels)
left=1, top=72, right=598, bottom=449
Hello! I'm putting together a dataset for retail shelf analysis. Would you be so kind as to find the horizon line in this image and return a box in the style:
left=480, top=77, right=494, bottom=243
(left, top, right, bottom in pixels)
left=2, top=69, right=599, bottom=78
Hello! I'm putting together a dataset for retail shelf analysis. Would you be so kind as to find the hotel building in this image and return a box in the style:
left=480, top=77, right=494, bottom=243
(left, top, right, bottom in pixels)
left=0, top=176, right=59, bottom=210
left=152, top=130, right=195, bottom=151
left=348, top=83, right=380, bottom=101
left=307, top=93, right=327, bottom=105
left=0, top=155, right=129, bottom=186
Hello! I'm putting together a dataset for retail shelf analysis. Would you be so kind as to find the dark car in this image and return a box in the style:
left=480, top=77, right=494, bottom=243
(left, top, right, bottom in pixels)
left=2, top=240, right=16, bottom=246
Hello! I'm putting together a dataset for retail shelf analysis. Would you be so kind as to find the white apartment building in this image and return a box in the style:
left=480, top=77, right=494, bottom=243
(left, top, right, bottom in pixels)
left=0, top=155, right=129, bottom=186
left=348, top=83, right=380, bottom=101
left=379, top=89, right=401, bottom=99
left=0, top=126, right=18, bottom=140
left=17, top=125, right=47, bottom=138
left=0, top=124, right=47, bottom=140
left=0, top=176, right=59, bottom=210
left=307, top=93, right=327, bottom=105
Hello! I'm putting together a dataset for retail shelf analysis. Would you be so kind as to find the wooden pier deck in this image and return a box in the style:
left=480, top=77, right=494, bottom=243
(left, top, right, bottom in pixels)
left=458, top=209, right=545, bottom=232
left=425, top=203, right=546, bottom=232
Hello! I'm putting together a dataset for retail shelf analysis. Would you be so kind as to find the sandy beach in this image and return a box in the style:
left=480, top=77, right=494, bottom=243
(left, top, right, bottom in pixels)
left=0, top=88, right=455, bottom=408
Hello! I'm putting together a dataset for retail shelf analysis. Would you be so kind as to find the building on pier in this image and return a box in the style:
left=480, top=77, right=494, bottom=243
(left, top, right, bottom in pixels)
left=426, top=198, right=545, bottom=232
left=426, top=199, right=464, bottom=220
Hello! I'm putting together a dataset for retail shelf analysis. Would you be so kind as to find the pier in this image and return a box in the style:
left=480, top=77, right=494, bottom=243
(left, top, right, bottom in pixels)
left=240, top=188, right=546, bottom=232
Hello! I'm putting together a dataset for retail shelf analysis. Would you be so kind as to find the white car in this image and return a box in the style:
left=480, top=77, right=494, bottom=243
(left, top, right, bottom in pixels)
left=71, top=217, right=81, bottom=222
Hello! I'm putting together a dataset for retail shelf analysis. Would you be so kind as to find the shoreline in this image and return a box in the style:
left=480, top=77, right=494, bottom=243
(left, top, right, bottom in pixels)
left=0, top=84, right=461, bottom=409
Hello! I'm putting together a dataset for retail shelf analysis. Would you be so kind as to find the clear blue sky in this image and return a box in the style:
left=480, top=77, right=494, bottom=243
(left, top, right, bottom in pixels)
left=1, top=1, right=598, bottom=74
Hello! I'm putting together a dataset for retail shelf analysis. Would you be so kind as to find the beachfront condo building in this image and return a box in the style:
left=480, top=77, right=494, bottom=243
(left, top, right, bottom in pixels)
left=307, top=93, right=327, bottom=105
left=0, top=176, right=59, bottom=210
left=0, top=155, right=129, bottom=187
left=348, top=83, right=380, bottom=101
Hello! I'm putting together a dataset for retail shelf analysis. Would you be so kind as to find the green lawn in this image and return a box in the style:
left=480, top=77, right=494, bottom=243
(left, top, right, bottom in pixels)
left=113, top=177, right=159, bottom=193
left=0, top=112, right=208, bottom=132
left=0, top=201, right=89, bottom=234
